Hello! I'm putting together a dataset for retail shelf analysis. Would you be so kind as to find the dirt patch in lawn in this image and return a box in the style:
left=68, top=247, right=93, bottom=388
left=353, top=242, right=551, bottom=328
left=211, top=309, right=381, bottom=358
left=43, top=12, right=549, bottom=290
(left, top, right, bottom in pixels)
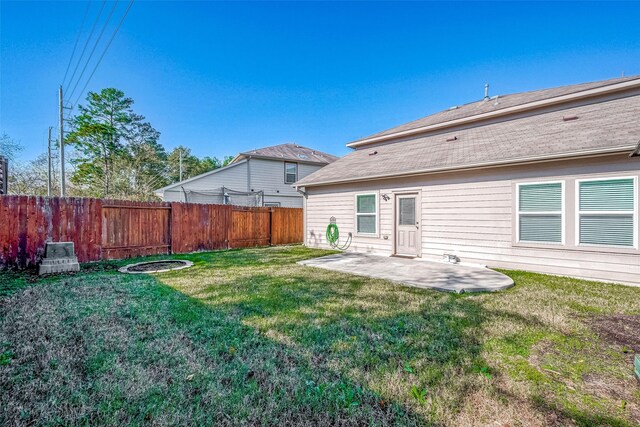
left=588, top=314, right=640, bottom=353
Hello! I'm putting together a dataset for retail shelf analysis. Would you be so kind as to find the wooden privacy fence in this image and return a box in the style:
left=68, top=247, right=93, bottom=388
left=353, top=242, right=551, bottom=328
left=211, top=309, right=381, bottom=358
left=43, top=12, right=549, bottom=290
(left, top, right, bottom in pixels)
left=0, top=196, right=304, bottom=268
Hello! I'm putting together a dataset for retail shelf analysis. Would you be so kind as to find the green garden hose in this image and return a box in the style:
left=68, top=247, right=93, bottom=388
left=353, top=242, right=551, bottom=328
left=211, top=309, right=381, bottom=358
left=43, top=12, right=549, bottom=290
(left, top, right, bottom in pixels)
left=326, top=222, right=352, bottom=250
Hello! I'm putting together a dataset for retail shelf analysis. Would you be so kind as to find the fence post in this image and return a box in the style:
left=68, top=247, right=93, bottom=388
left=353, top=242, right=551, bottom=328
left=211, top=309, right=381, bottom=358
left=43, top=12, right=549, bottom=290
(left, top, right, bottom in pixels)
left=168, top=203, right=173, bottom=255
left=269, top=208, right=273, bottom=246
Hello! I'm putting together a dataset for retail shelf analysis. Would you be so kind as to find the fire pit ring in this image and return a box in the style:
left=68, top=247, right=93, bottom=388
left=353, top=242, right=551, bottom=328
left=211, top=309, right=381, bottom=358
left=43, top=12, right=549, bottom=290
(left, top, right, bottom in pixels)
left=119, top=260, right=194, bottom=274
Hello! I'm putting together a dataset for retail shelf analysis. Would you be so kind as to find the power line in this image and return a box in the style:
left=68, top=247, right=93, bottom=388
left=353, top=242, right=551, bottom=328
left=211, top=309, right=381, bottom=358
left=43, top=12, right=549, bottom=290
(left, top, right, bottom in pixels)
left=73, top=0, right=135, bottom=107
left=67, top=0, right=120, bottom=102
left=64, top=0, right=107, bottom=94
left=61, top=1, right=92, bottom=89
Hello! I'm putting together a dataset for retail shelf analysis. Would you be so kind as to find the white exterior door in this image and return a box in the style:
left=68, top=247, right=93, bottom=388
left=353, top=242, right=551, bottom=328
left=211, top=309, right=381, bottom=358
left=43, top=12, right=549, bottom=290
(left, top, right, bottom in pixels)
left=395, top=194, right=420, bottom=257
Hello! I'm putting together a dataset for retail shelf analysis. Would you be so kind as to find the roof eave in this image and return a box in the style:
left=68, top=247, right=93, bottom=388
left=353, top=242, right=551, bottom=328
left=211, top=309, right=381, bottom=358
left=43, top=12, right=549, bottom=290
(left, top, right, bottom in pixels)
left=347, top=78, right=640, bottom=149
left=297, top=146, right=637, bottom=188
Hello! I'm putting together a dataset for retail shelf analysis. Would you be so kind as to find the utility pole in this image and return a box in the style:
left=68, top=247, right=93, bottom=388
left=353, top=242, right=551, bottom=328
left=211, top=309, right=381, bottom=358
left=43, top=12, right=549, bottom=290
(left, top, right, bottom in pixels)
left=179, top=149, right=183, bottom=181
left=47, top=126, right=53, bottom=196
left=58, top=85, right=66, bottom=197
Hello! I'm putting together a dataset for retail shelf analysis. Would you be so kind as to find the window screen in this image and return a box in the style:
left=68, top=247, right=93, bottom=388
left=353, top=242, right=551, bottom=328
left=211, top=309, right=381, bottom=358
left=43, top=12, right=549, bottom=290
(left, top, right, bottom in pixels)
left=578, top=178, right=635, bottom=247
left=285, top=162, right=298, bottom=184
left=518, top=182, right=563, bottom=243
left=356, top=194, right=377, bottom=234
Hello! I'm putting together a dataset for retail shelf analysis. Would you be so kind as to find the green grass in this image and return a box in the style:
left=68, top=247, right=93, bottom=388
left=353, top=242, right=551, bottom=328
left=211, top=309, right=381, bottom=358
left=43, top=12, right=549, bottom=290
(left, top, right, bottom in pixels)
left=1, top=246, right=639, bottom=426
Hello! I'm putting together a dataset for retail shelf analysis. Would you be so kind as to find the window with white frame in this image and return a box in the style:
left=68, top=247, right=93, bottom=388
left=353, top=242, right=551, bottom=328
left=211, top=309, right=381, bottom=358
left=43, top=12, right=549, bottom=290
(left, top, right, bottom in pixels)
left=517, top=182, right=564, bottom=244
left=577, top=177, right=636, bottom=247
left=284, top=162, right=298, bottom=184
left=355, top=193, right=377, bottom=234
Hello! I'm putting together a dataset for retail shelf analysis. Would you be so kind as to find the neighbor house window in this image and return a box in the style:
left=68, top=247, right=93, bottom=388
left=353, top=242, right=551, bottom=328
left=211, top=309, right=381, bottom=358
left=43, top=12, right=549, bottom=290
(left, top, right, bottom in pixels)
left=355, top=193, right=377, bottom=235
left=284, top=162, right=298, bottom=184
left=517, top=182, right=564, bottom=244
left=577, top=177, right=636, bottom=247
left=264, top=202, right=281, bottom=207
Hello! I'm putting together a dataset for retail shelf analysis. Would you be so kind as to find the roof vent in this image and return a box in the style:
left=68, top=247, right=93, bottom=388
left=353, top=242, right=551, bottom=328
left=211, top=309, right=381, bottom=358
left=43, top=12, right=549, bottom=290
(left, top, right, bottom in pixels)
left=446, top=136, right=458, bottom=142
left=563, top=115, right=579, bottom=122
left=369, top=151, right=378, bottom=156
left=484, top=83, right=490, bottom=101
left=298, top=154, right=309, bottom=159
left=448, top=105, right=459, bottom=110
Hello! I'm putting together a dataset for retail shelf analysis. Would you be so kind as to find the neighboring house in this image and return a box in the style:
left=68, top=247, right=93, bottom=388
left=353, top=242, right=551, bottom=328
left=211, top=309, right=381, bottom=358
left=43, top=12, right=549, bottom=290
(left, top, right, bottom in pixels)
left=296, top=76, right=640, bottom=285
left=155, top=143, right=338, bottom=207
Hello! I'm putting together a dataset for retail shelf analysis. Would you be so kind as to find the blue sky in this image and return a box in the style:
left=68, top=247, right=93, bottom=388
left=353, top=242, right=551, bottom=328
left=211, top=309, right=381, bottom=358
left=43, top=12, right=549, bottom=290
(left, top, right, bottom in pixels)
left=2, top=1, right=639, bottom=162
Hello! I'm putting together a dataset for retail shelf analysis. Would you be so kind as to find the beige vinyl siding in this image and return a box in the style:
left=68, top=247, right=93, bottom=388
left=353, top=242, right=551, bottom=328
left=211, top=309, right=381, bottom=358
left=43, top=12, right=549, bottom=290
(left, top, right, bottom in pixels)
left=304, top=154, right=640, bottom=285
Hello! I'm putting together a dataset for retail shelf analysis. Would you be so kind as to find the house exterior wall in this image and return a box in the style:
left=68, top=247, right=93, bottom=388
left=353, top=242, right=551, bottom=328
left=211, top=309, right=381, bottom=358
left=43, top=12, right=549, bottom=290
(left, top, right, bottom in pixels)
left=249, top=158, right=324, bottom=207
left=160, top=158, right=325, bottom=207
left=160, top=161, right=249, bottom=202
left=304, top=154, right=640, bottom=285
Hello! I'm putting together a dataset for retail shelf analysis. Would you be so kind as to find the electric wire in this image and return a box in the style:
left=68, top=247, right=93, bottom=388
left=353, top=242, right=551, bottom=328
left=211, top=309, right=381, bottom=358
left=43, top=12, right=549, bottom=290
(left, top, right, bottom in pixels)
left=64, top=0, right=107, bottom=94
left=61, top=0, right=92, bottom=89
left=67, top=0, right=120, bottom=103
left=73, top=0, right=135, bottom=107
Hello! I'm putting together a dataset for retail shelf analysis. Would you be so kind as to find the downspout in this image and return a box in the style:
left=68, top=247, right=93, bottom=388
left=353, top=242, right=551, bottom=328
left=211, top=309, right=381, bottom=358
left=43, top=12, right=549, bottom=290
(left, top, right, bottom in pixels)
left=297, top=186, right=307, bottom=246
left=247, top=156, right=252, bottom=193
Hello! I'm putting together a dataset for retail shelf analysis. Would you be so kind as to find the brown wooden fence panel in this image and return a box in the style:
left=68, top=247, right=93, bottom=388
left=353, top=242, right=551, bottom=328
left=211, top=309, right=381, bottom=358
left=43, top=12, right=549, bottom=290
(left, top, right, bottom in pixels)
left=171, top=202, right=231, bottom=253
left=229, top=206, right=271, bottom=248
left=270, top=207, right=304, bottom=245
left=0, top=196, right=303, bottom=268
left=0, top=196, right=102, bottom=267
left=101, top=200, right=171, bottom=260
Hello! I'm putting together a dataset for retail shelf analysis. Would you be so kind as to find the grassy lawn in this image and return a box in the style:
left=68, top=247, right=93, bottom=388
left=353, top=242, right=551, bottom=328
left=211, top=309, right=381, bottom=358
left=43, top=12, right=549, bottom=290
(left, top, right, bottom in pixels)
left=1, top=245, right=639, bottom=426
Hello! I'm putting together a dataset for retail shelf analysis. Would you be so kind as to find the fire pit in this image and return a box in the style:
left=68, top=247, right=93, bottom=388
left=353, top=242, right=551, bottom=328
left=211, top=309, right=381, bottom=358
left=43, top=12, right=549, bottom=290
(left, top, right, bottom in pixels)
left=118, top=260, right=193, bottom=274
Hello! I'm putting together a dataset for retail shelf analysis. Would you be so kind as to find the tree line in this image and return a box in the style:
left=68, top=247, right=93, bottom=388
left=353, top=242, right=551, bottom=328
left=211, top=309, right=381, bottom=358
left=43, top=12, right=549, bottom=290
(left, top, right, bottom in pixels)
left=1, top=88, right=232, bottom=200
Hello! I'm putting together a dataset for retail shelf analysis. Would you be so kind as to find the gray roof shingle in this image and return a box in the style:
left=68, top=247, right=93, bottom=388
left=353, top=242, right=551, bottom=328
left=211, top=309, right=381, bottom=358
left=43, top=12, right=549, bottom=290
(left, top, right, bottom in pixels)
left=297, top=87, right=640, bottom=187
left=355, top=76, right=640, bottom=143
left=235, top=143, right=339, bottom=164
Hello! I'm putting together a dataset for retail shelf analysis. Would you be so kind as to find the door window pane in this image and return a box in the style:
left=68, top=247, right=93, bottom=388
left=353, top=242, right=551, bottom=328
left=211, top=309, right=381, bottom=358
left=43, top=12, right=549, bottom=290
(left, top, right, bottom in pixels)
left=398, top=198, right=415, bottom=225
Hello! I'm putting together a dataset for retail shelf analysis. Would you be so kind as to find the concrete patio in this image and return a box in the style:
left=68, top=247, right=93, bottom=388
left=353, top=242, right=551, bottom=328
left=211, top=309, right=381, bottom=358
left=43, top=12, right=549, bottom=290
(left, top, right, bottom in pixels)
left=298, top=252, right=514, bottom=293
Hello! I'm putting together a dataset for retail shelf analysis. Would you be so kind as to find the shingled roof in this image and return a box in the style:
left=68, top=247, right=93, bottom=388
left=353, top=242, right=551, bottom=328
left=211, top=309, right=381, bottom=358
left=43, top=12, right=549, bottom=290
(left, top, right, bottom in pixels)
left=233, top=143, right=339, bottom=165
left=351, top=76, right=640, bottom=146
left=297, top=76, right=640, bottom=187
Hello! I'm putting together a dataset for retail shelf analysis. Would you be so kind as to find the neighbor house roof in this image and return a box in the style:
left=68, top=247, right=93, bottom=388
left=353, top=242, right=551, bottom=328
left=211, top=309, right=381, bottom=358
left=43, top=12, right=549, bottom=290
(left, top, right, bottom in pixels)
left=297, top=76, right=640, bottom=188
left=232, top=143, right=339, bottom=165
